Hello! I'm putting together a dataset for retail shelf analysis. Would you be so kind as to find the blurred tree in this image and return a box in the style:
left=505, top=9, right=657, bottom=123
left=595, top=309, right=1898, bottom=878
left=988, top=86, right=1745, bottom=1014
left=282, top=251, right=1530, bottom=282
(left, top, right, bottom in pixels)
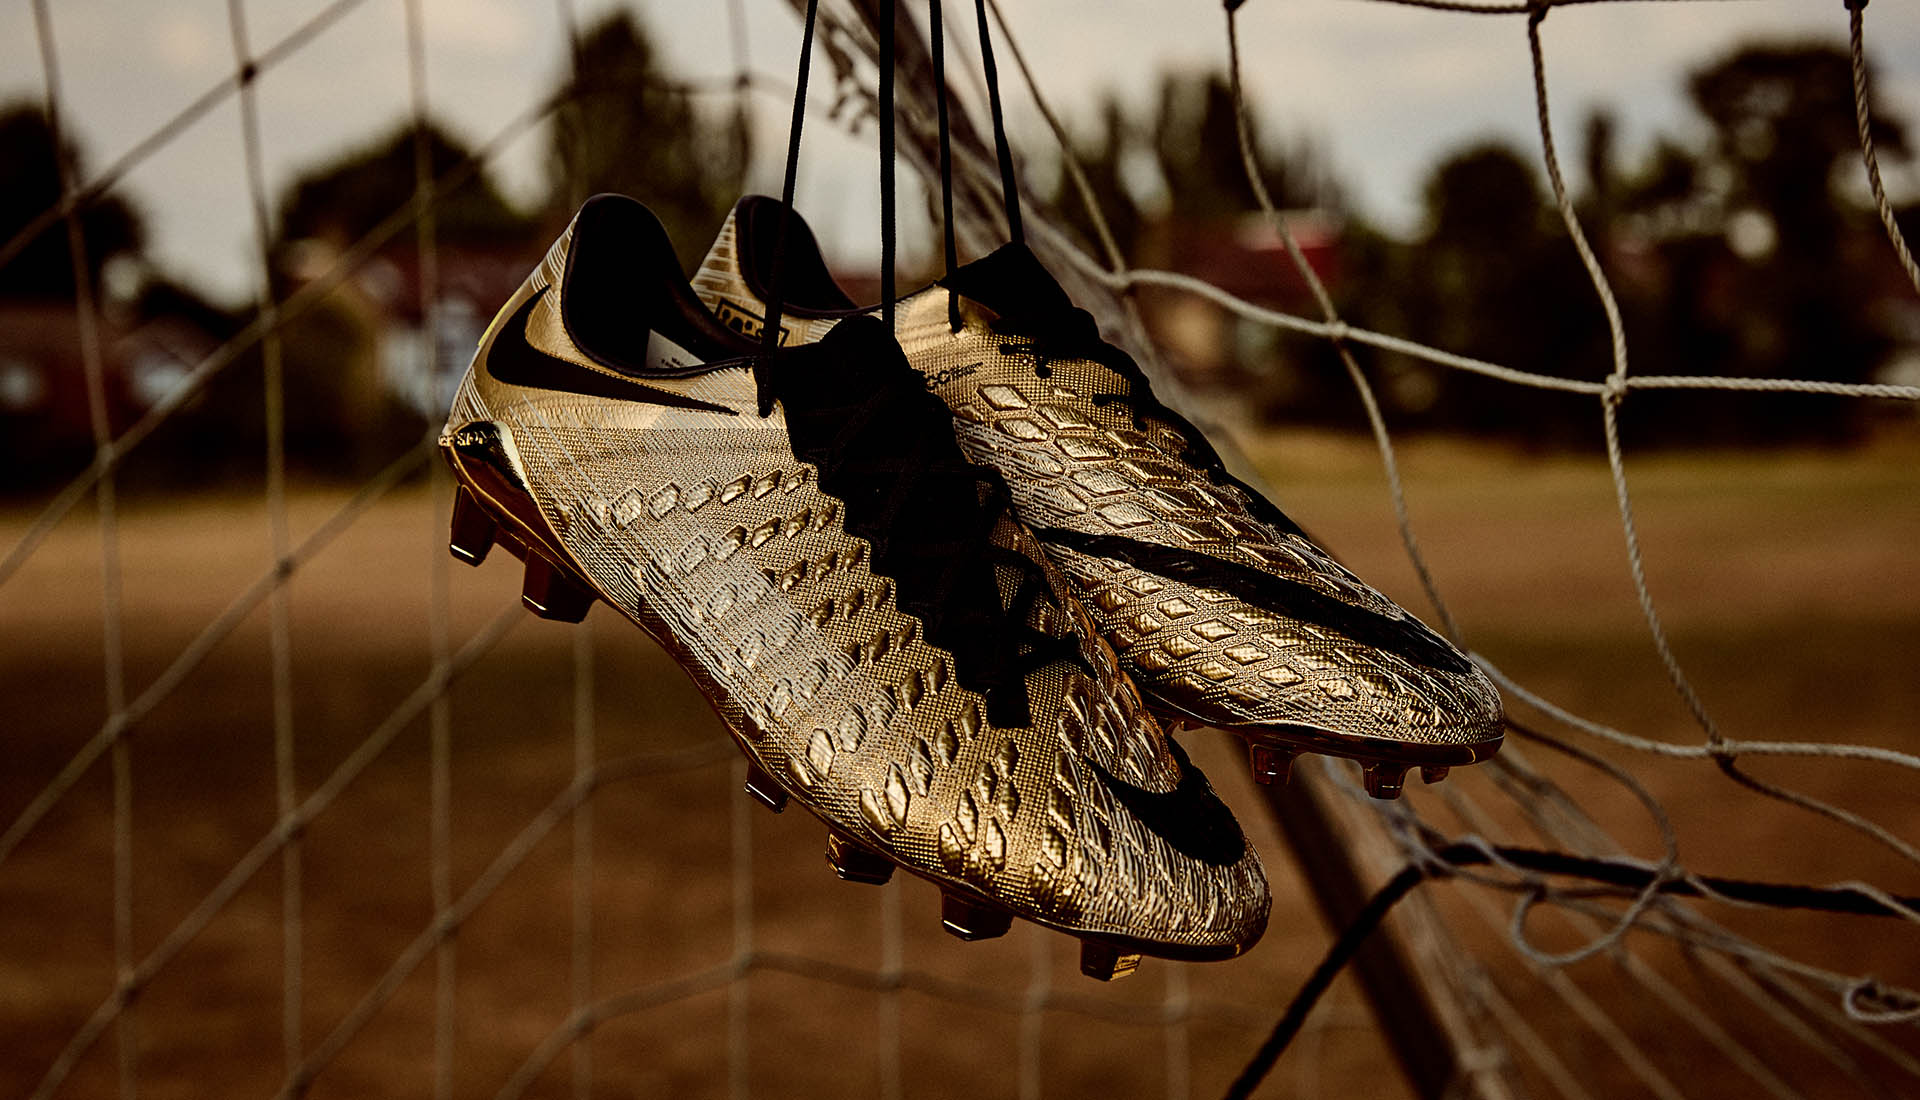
left=0, top=103, right=154, bottom=492
left=1690, top=43, right=1905, bottom=262
left=1152, top=75, right=1238, bottom=216
left=548, top=10, right=748, bottom=267
left=1036, top=72, right=1358, bottom=419
left=1584, top=109, right=1618, bottom=216
left=1361, top=42, right=1914, bottom=448
left=1046, top=96, right=1144, bottom=264
left=270, top=121, right=538, bottom=475
left=0, top=101, right=143, bottom=300
left=1680, top=42, right=1907, bottom=441
left=1383, top=142, right=1605, bottom=441
left=1425, top=144, right=1544, bottom=249
left=276, top=121, right=534, bottom=253
left=1152, top=72, right=1329, bottom=220
left=1625, top=137, right=1700, bottom=210
left=1041, top=71, right=1335, bottom=262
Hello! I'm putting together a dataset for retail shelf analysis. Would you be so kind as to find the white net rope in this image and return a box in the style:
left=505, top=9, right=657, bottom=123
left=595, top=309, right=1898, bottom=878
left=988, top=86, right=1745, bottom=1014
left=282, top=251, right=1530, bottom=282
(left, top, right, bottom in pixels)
left=898, top=2, right=1920, bottom=1092
left=3, top=0, right=1918, bottom=1097
left=1011, top=0, right=1920, bottom=1086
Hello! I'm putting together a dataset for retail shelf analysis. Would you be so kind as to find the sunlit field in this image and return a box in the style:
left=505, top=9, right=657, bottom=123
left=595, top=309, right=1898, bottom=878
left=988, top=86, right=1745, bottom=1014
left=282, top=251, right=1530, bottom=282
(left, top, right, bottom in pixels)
left=5, top=425, right=1918, bottom=1098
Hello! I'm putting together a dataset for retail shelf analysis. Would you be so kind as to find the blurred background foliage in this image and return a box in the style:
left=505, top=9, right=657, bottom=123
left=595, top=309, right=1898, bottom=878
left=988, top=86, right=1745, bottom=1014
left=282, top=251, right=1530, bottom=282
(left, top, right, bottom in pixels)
left=1040, top=40, right=1916, bottom=451
left=0, top=9, right=746, bottom=493
left=0, top=13, right=1914, bottom=495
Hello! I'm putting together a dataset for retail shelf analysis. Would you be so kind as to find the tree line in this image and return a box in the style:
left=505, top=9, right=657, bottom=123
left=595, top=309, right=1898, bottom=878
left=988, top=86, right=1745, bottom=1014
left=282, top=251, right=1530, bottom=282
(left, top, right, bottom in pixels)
left=0, top=18, right=1912, bottom=494
left=1042, top=41, right=1915, bottom=449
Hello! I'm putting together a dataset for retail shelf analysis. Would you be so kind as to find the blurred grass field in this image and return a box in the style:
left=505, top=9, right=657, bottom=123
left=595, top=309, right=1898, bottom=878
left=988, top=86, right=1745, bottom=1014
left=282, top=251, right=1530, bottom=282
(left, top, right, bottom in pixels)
left=3, top=426, right=1918, bottom=1098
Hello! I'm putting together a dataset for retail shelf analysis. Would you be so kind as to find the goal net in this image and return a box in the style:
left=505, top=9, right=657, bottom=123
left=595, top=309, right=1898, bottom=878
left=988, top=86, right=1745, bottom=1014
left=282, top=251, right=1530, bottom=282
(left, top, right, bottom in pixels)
left=2, top=0, right=1916, bottom=1097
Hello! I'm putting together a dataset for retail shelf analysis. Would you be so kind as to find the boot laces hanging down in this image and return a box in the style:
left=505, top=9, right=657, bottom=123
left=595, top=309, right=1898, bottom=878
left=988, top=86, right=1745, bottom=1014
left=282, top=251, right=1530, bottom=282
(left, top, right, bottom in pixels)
left=755, top=0, right=1087, bottom=725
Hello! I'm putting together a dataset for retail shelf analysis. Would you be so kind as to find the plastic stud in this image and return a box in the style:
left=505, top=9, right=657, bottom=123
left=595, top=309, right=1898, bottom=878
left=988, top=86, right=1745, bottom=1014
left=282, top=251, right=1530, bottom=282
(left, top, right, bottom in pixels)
left=1249, top=744, right=1295, bottom=786
left=522, top=555, right=593, bottom=622
left=1362, top=762, right=1409, bottom=800
left=743, top=763, right=789, bottom=813
left=826, top=834, right=893, bottom=885
left=940, top=892, right=1012, bottom=941
left=1421, top=765, right=1450, bottom=785
left=449, top=489, right=496, bottom=566
left=1080, top=940, right=1142, bottom=981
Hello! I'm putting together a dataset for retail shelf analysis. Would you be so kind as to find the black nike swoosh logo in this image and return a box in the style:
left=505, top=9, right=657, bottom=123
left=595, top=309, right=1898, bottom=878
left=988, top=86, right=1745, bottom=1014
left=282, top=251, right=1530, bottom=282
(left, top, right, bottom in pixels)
left=1084, top=740, right=1244, bottom=867
left=1037, top=528, right=1473, bottom=675
left=484, top=287, right=736, bottom=415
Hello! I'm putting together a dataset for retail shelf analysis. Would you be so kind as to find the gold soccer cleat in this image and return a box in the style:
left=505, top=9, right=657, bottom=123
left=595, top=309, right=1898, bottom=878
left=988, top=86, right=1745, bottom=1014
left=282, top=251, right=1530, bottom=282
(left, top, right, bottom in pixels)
left=687, top=198, right=1504, bottom=798
left=441, top=194, right=1269, bottom=974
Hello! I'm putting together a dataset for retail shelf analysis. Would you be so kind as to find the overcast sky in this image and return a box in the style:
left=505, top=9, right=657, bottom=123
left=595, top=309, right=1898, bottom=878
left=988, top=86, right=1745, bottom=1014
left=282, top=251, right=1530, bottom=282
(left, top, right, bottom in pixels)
left=2, top=0, right=1915, bottom=307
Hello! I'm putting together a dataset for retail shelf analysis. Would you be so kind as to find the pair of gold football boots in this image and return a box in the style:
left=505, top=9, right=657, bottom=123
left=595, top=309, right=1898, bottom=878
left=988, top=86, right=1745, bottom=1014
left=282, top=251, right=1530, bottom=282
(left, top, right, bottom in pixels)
left=438, top=193, right=1502, bottom=980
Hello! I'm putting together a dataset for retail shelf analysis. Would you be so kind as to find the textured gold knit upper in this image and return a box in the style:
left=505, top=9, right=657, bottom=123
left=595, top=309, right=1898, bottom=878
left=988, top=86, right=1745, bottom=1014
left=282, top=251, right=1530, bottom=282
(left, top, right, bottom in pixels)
left=444, top=210, right=1270, bottom=954
left=692, top=211, right=1503, bottom=756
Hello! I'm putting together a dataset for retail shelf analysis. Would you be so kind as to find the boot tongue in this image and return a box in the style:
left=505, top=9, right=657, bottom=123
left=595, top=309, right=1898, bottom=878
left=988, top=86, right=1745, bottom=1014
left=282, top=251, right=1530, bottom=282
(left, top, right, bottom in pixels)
left=689, top=205, right=745, bottom=315
left=773, top=313, right=1049, bottom=725
left=938, top=242, right=1073, bottom=323
left=788, top=313, right=914, bottom=395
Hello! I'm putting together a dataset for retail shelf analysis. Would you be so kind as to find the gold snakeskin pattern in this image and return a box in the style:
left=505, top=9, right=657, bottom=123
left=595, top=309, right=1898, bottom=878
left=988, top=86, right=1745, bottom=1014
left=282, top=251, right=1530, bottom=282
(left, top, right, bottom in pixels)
left=443, top=213, right=1270, bottom=956
left=691, top=212, right=1502, bottom=761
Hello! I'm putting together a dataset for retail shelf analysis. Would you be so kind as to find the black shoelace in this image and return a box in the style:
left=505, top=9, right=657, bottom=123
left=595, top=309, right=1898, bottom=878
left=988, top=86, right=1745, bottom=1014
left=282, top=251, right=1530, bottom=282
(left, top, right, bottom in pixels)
left=752, top=0, right=819, bottom=418
left=922, top=0, right=1268, bottom=517
left=930, top=0, right=960, bottom=331
left=776, top=322, right=1085, bottom=726
left=925, top=0, right=1028, bottom=330
left=759, top=1, right=1086, bottom=726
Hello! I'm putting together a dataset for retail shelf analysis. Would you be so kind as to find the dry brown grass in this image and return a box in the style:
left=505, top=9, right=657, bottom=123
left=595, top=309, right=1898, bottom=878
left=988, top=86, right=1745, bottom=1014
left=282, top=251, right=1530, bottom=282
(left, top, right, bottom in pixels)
left=4, top=428, right=1918, bottom=1098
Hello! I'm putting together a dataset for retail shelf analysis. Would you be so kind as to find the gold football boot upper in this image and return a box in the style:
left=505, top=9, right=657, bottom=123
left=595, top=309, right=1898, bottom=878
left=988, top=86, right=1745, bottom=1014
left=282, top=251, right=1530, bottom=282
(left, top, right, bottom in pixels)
left=692, top=199, right=1503, bottom=798
left=441, top=195, right=1269, bottom=974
